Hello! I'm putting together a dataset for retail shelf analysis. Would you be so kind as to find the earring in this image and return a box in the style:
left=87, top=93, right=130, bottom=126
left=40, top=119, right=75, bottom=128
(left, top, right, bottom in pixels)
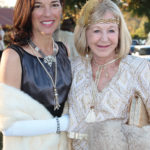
left=86, top=46, right=90, bottom=58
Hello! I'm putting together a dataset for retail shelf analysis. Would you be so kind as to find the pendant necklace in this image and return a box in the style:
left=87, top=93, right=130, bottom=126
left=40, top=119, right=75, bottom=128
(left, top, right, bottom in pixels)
left=85, top=57, right=120, bottom=123
left=93, top=57, right=120, bottom=87
left=28, top=39, right=60, bottom=111
left=28, top=39, right=58, bottom=67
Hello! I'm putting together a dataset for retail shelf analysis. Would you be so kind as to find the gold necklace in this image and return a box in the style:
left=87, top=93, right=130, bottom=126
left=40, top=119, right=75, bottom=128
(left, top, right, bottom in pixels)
left=28, top=42, right=60, bottom=111
left=93, top=57, right=120, bottom=87
left=85, top=57, right=120, bottom=123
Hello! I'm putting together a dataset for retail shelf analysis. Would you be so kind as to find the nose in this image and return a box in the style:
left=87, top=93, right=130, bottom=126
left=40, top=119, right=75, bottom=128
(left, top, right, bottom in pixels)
left=101, top=31, right=108, bottom=42
left=44, top=6, right=51, bottom=17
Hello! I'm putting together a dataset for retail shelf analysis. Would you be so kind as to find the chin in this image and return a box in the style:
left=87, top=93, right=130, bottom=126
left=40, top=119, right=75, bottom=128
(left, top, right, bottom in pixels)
left=100, top=51, right=116, bottom=57
left=40, top=31, right=53, bottom=37
left=96, top=53, right=115, bottom=59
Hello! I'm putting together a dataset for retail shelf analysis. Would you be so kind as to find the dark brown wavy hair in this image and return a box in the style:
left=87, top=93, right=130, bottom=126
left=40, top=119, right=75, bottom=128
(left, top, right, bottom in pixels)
left=12, top=0, right=63, bottom=46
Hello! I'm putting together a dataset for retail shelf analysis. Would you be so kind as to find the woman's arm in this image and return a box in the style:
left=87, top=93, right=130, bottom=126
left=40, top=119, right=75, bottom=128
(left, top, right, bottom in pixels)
left=2, top=115, right=69, bottom=136
left=0, top=48, right=22, bottom=88
left=0, top=49, right=69, bottom=137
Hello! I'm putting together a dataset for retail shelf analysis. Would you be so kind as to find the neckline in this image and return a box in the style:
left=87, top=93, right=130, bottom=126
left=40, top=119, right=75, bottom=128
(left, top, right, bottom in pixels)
left=20, top=44, right=59, bottom=59
left=87, top=56, right=125, bottom=94
left=92, top=57, right=120, bottom=68
left=28, top=39, right=58, bottom=58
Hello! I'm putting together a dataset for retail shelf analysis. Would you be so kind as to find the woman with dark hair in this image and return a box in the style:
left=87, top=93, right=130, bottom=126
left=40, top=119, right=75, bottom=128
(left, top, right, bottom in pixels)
left=0, top=0, right=71, bottom=149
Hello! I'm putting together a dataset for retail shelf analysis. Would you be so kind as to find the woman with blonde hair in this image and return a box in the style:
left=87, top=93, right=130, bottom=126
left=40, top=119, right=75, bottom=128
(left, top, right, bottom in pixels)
left=67, top=0, right=150, bottom=149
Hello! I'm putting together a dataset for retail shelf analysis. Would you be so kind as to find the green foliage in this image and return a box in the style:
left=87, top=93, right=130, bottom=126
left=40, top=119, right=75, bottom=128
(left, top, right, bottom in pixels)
left=64, top=0, right=86, bottom=10
left=63, top=0, right=86, bottom=20
left=63, top=0, right=120, bottom=23
left=63, top=0, right=120, bottom=17
left=127, top=0, right=150, bottom=21
left=124, top=11, right=147, bottom=38
left=144, top=22, right=150, bottom=34
left=122, top=0, right=150, bottom=33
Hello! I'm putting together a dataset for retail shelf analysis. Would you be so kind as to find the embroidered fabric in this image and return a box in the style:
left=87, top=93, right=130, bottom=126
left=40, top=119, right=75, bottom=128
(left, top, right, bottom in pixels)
left=68, top=55, right=150, bottom=150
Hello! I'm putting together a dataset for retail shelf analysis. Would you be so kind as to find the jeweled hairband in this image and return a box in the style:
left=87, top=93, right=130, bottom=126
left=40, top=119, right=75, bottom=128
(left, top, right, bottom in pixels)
left=89, top=18, right=120, bottom=25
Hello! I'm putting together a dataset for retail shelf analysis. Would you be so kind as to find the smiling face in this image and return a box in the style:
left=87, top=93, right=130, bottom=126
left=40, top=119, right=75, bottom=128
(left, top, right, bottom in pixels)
left=86, top=11, right=119, bottom=60
left=31, top=0, right=62, bottom=37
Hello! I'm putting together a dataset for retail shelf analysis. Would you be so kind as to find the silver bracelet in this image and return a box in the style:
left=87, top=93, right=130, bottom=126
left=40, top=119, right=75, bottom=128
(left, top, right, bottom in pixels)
left=56, top=117, right=60, bottom=134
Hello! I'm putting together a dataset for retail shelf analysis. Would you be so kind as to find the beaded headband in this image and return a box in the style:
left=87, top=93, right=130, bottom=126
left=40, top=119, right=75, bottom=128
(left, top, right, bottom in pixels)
left=90, top=18, right=120, bottom=25
left=77, top=0, right=119, bottom=27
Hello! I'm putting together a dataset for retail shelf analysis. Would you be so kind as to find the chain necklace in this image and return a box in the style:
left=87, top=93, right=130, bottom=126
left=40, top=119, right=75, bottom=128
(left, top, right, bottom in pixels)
left=28, top=39, right=58, bottom=67
left=85, top=57, right=120, bottom=123
left=28, top=40, right=60, bottom=111
left=93, top=57, right=120, bottom=87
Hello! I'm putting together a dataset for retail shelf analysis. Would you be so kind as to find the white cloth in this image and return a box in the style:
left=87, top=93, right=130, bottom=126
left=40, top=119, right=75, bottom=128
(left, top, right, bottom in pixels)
left=2, top=115, right=69, bottom=136
left=0, top=83, right=69, bottom=150
left=68, top=55, right=150, bottom=150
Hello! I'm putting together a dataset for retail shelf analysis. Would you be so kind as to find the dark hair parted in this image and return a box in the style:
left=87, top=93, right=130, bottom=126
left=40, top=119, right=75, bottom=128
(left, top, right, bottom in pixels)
left=12, top=0, right=63, bottom=46
left=12, top=0, right=35, bottom=46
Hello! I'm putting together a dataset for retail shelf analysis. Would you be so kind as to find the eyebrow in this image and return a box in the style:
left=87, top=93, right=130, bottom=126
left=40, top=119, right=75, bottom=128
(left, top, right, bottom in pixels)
left=51, top=0, right=60, bottom=3
left=91, top=26, right=118, bottom=29
left=34, top=0, right=60, bottom=4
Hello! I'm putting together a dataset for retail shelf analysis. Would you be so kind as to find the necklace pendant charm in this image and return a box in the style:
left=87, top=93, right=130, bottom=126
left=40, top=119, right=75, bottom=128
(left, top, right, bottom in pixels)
left=54, top=88, right=60, bottom=111
left=35, top=47, right=40, bottom=52
left=44, top=56, right=56, bottom=67
left=85, top=107, right=96, bottom=123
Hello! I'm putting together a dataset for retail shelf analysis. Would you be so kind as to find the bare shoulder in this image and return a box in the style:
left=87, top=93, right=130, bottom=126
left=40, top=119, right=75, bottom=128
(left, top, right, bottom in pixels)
left=2, top=48, right=21, bottom=62
left=0, top=48, right=22, bottom=88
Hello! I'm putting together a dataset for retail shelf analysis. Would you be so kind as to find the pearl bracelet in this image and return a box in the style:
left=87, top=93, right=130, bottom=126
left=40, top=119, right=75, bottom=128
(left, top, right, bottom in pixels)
left=56, top=117, right=60, bottom=134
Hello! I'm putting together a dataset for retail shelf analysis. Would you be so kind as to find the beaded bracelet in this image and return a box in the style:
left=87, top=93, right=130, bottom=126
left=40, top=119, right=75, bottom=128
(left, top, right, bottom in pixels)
left=56, top=117, right=60, bottom=134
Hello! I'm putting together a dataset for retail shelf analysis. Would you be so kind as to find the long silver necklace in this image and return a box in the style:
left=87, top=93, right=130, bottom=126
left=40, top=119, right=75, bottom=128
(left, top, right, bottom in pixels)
left=28, top=40, right=60, bottom=111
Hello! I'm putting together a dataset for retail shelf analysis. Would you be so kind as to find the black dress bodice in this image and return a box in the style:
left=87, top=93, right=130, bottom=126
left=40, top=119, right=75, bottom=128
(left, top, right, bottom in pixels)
left=9, top=42, right=72, bottom=117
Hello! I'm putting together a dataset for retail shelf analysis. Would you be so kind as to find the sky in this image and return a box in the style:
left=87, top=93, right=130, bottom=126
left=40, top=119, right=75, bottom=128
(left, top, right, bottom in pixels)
left=0, top=0, right=16, bottom=7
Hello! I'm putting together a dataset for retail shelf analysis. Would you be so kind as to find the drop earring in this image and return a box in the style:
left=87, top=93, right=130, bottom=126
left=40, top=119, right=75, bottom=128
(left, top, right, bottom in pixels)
left=86, top=46, right=90, bottom=58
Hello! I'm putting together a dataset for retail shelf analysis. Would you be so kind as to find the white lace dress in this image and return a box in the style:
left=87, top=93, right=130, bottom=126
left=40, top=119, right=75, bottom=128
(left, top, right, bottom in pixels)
left=68, top=55, right=150, bottom=150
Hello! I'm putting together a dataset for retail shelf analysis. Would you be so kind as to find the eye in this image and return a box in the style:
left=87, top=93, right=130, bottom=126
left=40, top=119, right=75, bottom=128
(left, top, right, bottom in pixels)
left=94, top=30, right=100, bottom=33
left=109, top=29, right=115, bottom=33
left=52, top=3, right=61, bottom=8
left=33, top=3, right=41, bottom=8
